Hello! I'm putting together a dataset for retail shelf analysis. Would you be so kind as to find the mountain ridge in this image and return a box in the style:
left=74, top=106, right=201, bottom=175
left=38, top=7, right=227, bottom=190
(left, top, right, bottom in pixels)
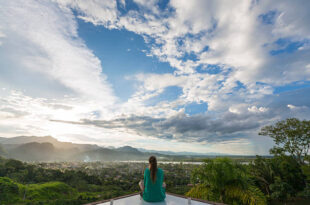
left=0, top=136, right=227, bottom=156
left=0, top=136, right=230, bottom=162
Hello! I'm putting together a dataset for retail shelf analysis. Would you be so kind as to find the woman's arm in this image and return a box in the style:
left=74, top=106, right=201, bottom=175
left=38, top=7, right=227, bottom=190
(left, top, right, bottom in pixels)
left=143, top=168, right=147, bottom=190
left=139, top=180, right=144, bottom=192
left=161, top=169, right=166, bottom=189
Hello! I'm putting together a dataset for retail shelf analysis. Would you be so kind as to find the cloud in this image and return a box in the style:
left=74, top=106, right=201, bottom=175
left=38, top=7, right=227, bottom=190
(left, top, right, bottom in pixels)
left=0, top=0, right=122, bottom=141
left=56, top=0, right=310, bottom=82
left=248, top=106, right=269, bottom=113
left=287, top=104, right=308, bottom=111
left=0, top=107, right=29, bottom=119
left=51, top=109, right=272, bottom=143
left=0, top=0, right=309, bottom=154
left=49, top=86, right=310, bottom=145
left=0, top=90, right=146, bottom=147
left=0, top=0, right=116, bottom=104
left=53, top=0, right=310, bottom=115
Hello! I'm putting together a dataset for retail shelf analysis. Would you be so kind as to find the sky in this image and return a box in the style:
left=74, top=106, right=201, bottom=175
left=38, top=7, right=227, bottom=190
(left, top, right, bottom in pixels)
left=0, top=0, right=310, bottom=155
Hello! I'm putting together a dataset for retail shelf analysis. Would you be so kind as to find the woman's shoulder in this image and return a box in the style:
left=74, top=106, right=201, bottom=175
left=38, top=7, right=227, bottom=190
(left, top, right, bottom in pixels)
left=144, top=167, right=163, bottom=173
left=157, top=167, right=164, bottom=173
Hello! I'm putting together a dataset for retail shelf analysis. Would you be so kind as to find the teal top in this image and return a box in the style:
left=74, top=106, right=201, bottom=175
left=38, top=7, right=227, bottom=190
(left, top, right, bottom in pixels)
left=143, top=167, right=166, bottom=202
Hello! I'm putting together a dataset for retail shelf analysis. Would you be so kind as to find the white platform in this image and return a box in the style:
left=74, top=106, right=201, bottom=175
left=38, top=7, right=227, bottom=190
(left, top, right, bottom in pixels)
left=97, top=193, right=211, bottom=205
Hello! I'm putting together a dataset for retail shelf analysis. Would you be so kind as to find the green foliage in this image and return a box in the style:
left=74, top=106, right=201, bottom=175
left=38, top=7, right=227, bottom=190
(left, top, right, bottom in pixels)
left=259, top=118, right=310, bottom=164
left=269, top=177, right=291, bottom=200
left=250, top=155, right=306, bottom=201
left=166, top=185, right=191, bottom=195
left=274, top=156, right=306, bottom=193
left=248, top=156, right=274, bottom=196
left=225, top=185, right=267, bottom=205
left=0, top=177, right=80, bottom=204
left=300, top=164, right=310, bottom=199
left=187, top=158, right=266, bottom=205
left=0, top=177, right=20, bottom=204
left=0, top=157, right=143, bottom=204
left=256, top=118, right=310, bottom=203
left=186, top=184, right=216, bottom=201
left=24, top=182, right=78, bottom=201
left=304, top=155, right=310, bottom=164
left=301, top=165, right=310, bottom=182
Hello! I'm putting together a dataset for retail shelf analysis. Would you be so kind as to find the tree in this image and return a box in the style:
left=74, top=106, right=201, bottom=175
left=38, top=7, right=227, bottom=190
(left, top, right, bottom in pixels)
left=249, top=156, right=275, bottom=196
left=259, top=118, right=310, bottom=164
left=187, top=158, right=266, bottom=205
left=250, top=155, right=306, bottom=201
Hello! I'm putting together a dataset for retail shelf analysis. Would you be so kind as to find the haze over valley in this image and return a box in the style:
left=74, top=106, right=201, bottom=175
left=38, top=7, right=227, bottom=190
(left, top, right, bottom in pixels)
left=0, top=136, right=230, bottom=162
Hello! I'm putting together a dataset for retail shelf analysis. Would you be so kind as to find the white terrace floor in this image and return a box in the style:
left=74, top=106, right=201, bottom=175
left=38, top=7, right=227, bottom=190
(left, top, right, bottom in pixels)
left=96, top=193, right=212, bottom=205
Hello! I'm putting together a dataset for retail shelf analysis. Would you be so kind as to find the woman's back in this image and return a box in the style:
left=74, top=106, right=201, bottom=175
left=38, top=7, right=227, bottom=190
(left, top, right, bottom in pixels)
left=143, top=167, right=166, bottom=202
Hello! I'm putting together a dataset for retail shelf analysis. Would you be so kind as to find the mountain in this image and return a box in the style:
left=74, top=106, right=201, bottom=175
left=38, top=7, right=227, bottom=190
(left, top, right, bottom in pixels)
left=74, top=147, right=150, bottom=161
left=115, top=146, right=140, bottom=153
left=0, top=136, right=227, bottom=162
left=0, top=136, right=100, bottom=151
left=74, top=146, right=173, bottom=162
left=0, top=137, right=7, bottom=142
left=0, top=144, right=6, bottom=156
left=0, top=136, right=101, bottom=162
left=0, top=135, right=58, bottom=144
left=6, top=142, right=84, bottom=162
left=0, top=136, right=168, bottom=162
left=9, top=142, right=56, bottom=161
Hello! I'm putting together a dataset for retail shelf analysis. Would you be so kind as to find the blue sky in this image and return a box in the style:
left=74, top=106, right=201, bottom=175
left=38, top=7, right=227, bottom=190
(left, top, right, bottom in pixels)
left=0, top=0, right=310, bottom=154
left=77, top=18, right=173, bottom=101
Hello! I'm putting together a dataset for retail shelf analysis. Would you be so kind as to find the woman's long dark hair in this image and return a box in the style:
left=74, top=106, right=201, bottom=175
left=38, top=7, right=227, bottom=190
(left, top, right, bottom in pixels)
left=149, top=156, right=157, bottom=183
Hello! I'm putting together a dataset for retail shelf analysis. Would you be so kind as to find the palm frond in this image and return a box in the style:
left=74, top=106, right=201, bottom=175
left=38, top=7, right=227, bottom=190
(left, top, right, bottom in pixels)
left=225, top=185, right=267, bottom=205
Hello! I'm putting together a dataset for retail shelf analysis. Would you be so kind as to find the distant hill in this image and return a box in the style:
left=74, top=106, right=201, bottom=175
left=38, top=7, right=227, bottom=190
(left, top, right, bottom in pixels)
left=0, top=136, right=100, bottom=162
left=0, top=136, right=99, bottom=151
left=74, top=147, right=150, bottom=161
left=9, top=142, right=56, bottom=161
left=0, top=136, right=230, bottom=162
left=0, top=136, right=167, bottom=162
left=115, top=146, right=140, bottom=153
left=0, top=135, right=58, bottom=144
left=0, top=144, right=6, bottom=156
left=0, top=137, right=7, bottom=142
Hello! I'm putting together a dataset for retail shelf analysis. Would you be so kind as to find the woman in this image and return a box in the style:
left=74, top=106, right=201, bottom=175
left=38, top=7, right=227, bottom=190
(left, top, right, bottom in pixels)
left=139, top=156, right=166, bottom=202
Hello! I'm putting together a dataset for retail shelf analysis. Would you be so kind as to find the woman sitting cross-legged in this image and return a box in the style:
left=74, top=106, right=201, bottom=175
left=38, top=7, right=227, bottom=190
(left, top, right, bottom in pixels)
left=139, top=156, right=166, bottom=202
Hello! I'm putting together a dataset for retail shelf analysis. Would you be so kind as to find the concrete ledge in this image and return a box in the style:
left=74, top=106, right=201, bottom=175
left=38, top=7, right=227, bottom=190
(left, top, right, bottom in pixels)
left=84, top=192, right=226, bottom=205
